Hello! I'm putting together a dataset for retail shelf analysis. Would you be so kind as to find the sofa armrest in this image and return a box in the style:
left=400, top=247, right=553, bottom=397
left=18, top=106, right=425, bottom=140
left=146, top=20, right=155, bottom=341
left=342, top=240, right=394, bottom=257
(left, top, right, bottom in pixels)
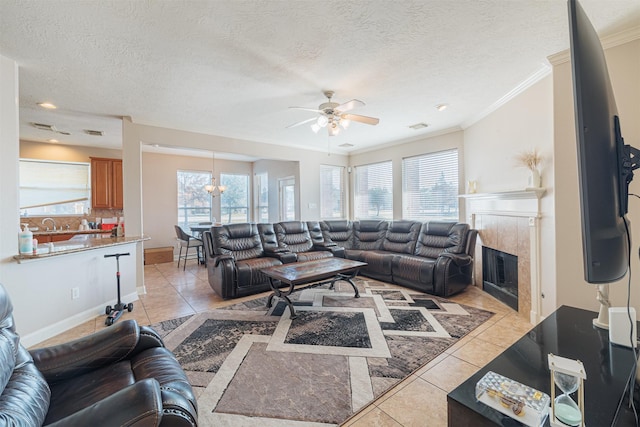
left=30, top=319, right=144, bottom=383
left=313, top=241, right=337, bottom=248
left=213, top=254, right=235, bottom=267
left=264, top=249, right=297, bottom=263
left=46, top=378, right=163, bottom=427
left=439, top=252, right=473, bottom=267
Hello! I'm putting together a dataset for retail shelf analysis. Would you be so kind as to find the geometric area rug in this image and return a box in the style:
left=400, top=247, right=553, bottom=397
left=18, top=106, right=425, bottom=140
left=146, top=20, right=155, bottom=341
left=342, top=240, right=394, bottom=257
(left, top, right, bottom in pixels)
left=150, top=278, right=494, bottom=426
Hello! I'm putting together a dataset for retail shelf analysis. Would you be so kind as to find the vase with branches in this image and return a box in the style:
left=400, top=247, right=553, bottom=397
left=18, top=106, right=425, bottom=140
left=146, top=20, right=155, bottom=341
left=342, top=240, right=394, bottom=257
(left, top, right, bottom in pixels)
left=516, top=149, right=542, bottom=188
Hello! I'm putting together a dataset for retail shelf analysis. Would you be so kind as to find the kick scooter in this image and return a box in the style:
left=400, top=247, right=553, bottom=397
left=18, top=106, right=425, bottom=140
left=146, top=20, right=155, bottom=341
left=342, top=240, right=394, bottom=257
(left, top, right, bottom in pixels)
left=104, top=252, right=133, bottom=326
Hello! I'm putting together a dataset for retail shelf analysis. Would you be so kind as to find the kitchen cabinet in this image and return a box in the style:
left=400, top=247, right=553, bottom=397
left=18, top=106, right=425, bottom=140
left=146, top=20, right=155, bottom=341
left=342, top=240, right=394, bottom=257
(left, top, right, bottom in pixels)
left=91, top=157, right=123, bottom=210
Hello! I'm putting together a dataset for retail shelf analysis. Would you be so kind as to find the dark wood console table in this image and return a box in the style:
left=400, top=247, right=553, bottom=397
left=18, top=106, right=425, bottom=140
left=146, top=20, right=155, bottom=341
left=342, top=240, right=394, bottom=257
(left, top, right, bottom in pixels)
left=447, top=305, right=638, bottom=426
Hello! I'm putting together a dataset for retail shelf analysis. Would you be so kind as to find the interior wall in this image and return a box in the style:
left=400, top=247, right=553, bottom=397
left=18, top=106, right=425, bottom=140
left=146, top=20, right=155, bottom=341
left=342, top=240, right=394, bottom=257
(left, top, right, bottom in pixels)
left=131, top=122, right=348, bottom=222
left=553, top=38, right=640, bottom=313
left=20, top=139, right=122, bottom=161
left=253, top=159, right=300, bottom=222
left=349, top=131, right=465, bottom=220
left=142, top=152, right=252, bottom=250
left=463, top=75, right=556, bottom=316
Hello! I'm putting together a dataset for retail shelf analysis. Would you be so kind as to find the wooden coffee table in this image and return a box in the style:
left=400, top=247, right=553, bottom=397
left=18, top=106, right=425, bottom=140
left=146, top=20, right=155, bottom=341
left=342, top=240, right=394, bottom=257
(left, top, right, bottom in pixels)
left=261, top=257, right=366, bottom=319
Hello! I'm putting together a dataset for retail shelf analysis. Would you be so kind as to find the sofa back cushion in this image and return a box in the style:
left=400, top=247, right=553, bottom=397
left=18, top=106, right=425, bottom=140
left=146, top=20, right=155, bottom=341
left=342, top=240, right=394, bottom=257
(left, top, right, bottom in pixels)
left=212, top=223, right=265, bottom=261
left=415, top=221, right=470, bottom=258
left=306, top=221, right=324, bottom=245
left=382, top=221, right=422, bottom=254
left=275, top=221, right=313, bottom=253
left=320, top=220, right=354, bottom=249
left=353, top=220, right=388, bottom=250
left=257, top=223, right=281, bottom=252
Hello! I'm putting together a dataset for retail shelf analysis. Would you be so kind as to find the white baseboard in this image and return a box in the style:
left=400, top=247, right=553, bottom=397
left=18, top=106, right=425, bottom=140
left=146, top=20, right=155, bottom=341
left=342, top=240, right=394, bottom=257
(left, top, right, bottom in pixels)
left=22, top=291, right=139, bottom=348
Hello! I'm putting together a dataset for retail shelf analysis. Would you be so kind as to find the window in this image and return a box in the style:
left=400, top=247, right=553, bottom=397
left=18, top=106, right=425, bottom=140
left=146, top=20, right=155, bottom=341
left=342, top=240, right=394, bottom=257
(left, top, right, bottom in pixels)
left=19, top=159, right=91, bottom=216
left=354, top=161, right=393, bottom=219
left=320, top=165, right=345, bottom=219
left=177, top=170, right=212, bottom=230
left=254, top=172, right=269, bottom=223
left=402, top=149, right=459, bottom=221
left=221, top=173, right=250, bottom=223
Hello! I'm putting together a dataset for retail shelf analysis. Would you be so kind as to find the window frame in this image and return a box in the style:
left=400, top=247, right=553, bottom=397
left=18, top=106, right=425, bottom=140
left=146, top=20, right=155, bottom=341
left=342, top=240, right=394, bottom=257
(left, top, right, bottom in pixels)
left=177, top=169, right=213, bottom=230
left=353, top=160, right=393, bottom=220
left=319, top=164, right=345, bottom=220
left=220, top=173, right=250, bottom=224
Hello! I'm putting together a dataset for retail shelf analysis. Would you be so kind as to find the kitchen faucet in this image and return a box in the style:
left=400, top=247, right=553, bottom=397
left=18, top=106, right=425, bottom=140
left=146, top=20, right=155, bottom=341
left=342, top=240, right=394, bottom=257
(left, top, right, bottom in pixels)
left=41, top=217, right=56, bottom=231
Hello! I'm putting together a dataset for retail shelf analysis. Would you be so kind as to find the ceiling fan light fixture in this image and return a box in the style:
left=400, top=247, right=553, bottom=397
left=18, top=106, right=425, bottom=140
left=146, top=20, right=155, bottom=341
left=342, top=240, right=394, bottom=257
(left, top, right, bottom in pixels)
left=311, top=123, right=321, bottom=133
left=317, top=115, right=328, bottom=127
left=340, top=119, right=350, bottom=129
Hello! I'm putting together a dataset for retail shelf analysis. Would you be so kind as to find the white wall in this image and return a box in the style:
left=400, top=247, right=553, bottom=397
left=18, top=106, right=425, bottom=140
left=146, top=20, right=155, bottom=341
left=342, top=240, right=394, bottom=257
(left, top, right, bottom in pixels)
left=349, top=131, right=465, bottom=220
left=553, top=38, right=640, bottom=313
left=464, top=75, right=556, bottom=315
left=253, top=159, right=300, bottom=222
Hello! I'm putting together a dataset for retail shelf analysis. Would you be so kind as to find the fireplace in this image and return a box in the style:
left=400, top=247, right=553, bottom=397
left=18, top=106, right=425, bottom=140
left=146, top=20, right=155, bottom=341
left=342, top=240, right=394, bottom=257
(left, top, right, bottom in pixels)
left=482, top=246, right=518, bottom=310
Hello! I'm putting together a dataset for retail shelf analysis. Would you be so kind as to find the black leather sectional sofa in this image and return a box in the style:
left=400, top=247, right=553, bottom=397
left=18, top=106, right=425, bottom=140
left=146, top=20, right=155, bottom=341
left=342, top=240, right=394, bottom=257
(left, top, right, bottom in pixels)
left=203, top=220, right=477, bottom=300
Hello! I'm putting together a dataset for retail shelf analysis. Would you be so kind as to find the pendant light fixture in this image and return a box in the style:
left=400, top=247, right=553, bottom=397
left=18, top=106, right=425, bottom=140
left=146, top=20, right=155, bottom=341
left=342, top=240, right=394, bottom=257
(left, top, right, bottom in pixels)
left=205, top=152, right=226, bottom=196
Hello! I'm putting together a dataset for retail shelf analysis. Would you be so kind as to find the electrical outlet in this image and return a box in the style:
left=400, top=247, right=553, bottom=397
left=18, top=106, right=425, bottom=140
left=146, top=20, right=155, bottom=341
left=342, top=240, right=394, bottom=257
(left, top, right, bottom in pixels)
left=71, top=287, right=80, bottom=299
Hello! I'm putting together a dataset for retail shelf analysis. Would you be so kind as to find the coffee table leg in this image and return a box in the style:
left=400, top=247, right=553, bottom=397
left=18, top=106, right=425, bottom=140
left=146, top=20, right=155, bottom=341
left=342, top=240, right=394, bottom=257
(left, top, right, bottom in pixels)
left=329, top=270, right=360, bottom=298
left=266, top=278, right=298, bottom=319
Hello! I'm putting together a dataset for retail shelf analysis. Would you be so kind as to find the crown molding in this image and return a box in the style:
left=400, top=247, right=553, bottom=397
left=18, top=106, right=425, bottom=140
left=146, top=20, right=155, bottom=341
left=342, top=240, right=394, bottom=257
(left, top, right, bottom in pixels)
left=548, top=26, right=640, bottom=66
left=460, top=65, right=551, bottom=130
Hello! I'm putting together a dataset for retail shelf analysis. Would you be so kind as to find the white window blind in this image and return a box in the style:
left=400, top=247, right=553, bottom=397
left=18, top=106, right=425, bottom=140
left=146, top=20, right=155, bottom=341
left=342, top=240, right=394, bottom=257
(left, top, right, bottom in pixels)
left=19, top=159, right=90, bottom=215
left=402, top=149, right=459, bottom=221
left=354, top=161, right=393, bottom=220
left=221, top=173, right=250, bottom=223
left=320, top=165, right=345, bottom=219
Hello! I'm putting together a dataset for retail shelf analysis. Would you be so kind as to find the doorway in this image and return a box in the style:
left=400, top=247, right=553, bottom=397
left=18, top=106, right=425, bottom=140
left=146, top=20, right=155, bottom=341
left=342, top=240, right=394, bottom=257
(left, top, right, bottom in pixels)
left=278, top=177, right=296, bottom=221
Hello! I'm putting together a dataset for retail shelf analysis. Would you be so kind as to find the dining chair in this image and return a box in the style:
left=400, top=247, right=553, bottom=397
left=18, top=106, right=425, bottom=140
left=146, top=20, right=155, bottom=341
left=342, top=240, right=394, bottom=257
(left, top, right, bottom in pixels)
left=174, top=225, right=204, bottom=270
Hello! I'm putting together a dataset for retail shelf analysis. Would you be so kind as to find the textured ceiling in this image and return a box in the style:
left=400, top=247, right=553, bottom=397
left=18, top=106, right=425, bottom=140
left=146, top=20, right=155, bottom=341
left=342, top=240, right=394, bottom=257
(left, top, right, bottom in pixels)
left=1, top=0, right=639, bottom=154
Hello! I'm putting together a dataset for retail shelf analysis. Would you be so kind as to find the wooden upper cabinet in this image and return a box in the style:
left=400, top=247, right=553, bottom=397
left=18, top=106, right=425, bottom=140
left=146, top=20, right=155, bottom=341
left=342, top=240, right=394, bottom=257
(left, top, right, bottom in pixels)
left=91, top=157, right=123, bottom=210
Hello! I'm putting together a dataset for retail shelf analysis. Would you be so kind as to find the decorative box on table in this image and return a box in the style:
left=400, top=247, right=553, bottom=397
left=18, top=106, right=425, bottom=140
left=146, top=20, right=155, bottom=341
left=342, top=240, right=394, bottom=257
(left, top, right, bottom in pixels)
left=476, top=371, right=550, bottom=427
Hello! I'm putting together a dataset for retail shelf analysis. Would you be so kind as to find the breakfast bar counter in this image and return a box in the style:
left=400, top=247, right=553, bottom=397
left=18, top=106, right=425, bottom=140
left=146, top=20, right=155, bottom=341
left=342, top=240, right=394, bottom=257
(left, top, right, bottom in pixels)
left=14, top=234, right=149, bottom=262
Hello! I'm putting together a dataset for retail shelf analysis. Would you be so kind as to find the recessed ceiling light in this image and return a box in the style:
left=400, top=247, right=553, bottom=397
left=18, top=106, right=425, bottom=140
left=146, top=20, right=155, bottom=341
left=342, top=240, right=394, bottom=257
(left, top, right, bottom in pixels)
left=338, top=143, right=354, bottom=148
left=435, top=104, right=448, bottom=111
left=47, top=139, right=59, bottom=143
left=37, top=102, right=57, bottom=109
left=409, top=123, right=429, bottom=130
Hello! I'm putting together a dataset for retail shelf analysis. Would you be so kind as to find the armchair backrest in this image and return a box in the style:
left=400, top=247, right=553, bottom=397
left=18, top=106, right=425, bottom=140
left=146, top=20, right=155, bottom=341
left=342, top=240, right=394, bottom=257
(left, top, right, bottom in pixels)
left=382, top=221, right=422, bottom=254
left=414, top=221, right=470, bottom=258
left=306, top=221, right=324, bottom=245
left=257, top=223, right=282, bottom=252
left=174, top=225, right=191, bottom=242
left=274, top=221, right=313, bottom=253
left=320, top=220, right=354, bottom=249
left=211, top=223, right=264, bottom=261
left=353, top=220, right=388, bottom=250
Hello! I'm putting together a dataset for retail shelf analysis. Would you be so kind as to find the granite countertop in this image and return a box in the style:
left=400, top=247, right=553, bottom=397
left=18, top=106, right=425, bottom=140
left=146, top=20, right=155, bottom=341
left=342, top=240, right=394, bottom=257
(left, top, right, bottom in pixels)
left=32, top=229, right=112, bottom=236
left=14, top=234, right=150, bottom=262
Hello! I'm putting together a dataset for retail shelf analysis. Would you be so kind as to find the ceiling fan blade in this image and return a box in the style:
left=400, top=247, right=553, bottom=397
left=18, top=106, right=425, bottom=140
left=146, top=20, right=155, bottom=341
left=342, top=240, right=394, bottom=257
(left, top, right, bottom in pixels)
left=335, top=99, right=365, bottom=113
left=289, top=106, right=323, bottom=113
left=286, top=117, right=317, bottom=128
left=341, top=113, right=379, bottom=126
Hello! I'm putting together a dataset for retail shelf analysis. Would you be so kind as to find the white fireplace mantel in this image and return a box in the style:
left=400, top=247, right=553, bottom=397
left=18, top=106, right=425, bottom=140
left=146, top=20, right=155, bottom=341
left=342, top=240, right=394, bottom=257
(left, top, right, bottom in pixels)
left=461, top=188, right=546, bottom=325
left=459, top=188, right=546, bottom=218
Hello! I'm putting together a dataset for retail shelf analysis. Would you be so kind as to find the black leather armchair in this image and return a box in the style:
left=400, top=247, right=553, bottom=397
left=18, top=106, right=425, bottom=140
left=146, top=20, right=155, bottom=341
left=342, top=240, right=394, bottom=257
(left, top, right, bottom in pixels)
left=0, top=283, right=197, bottom=426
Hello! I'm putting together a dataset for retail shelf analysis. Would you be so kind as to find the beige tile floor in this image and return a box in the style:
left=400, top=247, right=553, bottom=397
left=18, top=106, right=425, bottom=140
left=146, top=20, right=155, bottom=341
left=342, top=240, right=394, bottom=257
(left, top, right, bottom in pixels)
left=33, top=260, right=533, bottom=427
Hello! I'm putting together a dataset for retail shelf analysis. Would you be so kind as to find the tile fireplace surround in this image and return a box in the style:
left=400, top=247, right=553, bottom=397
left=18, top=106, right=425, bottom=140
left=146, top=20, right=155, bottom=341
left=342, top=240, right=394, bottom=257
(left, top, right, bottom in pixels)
left=461, top=189, right=545, bottom=324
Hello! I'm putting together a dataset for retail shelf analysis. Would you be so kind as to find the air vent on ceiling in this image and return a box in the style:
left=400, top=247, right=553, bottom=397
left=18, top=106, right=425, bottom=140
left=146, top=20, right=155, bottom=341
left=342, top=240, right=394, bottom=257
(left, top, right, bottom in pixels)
left=409, top=123, right=429, bottom=130
left=84, top=129, right=104, bottom=136
left=31, top=122, right=55, bottom=131
left=338, top=143, right=354, bottom=148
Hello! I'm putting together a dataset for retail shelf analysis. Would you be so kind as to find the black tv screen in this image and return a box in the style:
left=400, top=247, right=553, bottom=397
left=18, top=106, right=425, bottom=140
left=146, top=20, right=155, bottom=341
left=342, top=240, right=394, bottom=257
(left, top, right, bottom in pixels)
left=569, top=0, right=633, bottom=283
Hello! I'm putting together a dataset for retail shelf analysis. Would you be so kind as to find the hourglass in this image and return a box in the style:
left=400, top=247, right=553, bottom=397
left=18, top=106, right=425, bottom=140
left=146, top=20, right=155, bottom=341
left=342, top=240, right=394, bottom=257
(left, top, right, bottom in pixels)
left=548, top=354, right=586, bottom=427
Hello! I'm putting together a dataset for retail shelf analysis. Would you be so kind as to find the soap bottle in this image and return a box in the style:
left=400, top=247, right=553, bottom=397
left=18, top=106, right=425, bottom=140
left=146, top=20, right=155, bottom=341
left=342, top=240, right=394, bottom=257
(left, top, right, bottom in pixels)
left=116, top=218, right=124, bottom=237
left=19, top=224, right=33, bottom=254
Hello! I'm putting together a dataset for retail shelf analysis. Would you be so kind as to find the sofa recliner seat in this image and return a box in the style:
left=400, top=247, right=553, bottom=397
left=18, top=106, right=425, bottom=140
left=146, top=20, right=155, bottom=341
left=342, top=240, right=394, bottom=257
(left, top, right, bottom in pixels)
left=204, top=219, right=477, bottom=299
left=0, top=283, right=198, bottom=426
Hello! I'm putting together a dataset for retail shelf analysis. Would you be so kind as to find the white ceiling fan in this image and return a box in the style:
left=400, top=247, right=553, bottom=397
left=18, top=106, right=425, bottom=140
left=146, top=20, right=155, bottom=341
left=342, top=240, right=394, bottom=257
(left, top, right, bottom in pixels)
left=287, top=90, right=379, bottom=136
